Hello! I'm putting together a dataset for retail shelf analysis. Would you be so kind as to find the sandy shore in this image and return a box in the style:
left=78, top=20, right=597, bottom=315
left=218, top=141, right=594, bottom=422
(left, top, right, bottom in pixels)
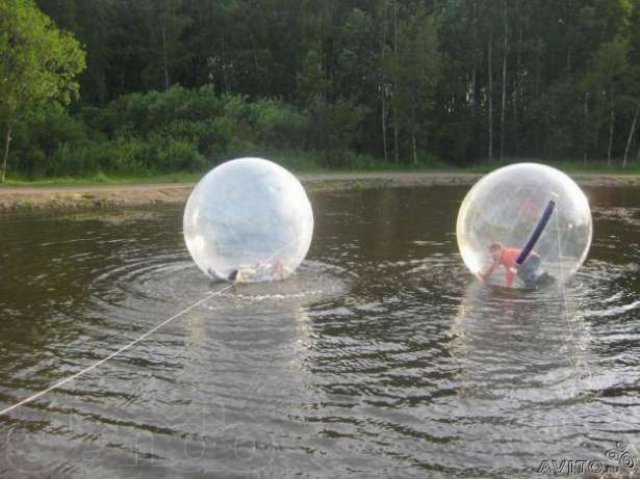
left=0, top=171, right=638, bottom=211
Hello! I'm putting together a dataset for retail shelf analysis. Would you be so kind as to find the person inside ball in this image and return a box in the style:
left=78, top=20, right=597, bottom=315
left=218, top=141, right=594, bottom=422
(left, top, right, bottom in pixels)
left=479, top=242, right=553, bottom=288
left=215, top=259, right=289, bottom=284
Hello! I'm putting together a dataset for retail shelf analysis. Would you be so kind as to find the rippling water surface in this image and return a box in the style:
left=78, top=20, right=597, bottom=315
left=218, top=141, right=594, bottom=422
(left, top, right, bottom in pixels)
left=0, top=186, right=639, bottom=477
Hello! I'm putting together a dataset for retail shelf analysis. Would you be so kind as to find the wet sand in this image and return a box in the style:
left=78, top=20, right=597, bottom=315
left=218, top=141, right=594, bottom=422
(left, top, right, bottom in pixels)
left=0, top=171, right=638, bottom=211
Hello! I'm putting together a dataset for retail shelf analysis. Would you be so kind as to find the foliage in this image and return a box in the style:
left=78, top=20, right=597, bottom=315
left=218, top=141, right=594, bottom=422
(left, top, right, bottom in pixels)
left=9, top=88, right=318, bottom=177
left=0, top=0, right=85, bottom=180
left=8, top=0, right=640, bottom=178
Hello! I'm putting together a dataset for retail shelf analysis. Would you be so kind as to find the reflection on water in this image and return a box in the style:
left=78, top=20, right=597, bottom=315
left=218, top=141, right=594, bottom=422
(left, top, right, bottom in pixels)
left=0, top=186, right=639, bottom=477
left=452, top=281, right=594, bottom=400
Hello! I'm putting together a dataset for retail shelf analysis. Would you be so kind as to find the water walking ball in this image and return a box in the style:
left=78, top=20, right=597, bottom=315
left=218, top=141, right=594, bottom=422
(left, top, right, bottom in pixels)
left=183, top=157, right=314, bottom=283
left=456, top=163, right=592, bottom=288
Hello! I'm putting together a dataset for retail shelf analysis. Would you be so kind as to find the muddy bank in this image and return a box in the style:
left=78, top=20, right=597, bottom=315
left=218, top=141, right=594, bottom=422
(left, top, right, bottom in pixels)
left=0, top=171, right=638, bottom=211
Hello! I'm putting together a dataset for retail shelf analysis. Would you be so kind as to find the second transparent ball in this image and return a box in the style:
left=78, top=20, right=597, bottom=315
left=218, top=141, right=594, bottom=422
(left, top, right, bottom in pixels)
left=456, top=163, right=592, bottom=288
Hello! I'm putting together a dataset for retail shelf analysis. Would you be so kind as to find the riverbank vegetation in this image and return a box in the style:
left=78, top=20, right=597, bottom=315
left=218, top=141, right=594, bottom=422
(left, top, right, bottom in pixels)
left=2, top=0, right=640, bottom=181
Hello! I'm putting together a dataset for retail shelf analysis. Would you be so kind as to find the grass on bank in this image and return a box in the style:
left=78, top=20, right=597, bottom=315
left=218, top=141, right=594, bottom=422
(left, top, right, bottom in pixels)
left=1, top=157, right=639, bottom=188
left=0, top=171, right=204, bottom=188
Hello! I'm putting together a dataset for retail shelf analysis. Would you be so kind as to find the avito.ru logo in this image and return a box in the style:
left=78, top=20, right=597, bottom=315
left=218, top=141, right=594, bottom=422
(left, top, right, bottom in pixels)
left=537, top=442, right=636, bottom=476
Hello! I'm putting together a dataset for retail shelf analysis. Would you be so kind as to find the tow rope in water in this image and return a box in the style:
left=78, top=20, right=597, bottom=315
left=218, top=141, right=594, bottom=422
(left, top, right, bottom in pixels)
left=0, top=282, right=234, bottom=417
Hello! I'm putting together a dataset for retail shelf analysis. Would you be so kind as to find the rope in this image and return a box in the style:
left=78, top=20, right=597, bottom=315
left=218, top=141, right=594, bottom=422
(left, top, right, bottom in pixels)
left=553, top=196, right=592, bottom=382
left=0, top=282, right=234, bottom=417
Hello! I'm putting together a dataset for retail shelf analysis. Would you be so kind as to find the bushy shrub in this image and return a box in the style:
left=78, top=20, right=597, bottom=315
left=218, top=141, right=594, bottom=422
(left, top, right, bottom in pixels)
left=252, top=99, right=308, bottom=150
left=305, top=98, right=369, bottom=166
left=10, top=106, right=88, bottom=177
left=151, top=137, right=206, bottom=172
left=9, top=85, right=419, bottom=178
left=51, top=137, right=150, bottom=176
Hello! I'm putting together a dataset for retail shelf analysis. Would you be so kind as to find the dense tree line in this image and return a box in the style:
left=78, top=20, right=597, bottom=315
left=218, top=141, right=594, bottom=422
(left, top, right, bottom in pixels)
left=3, top=0, right=640, bottom=178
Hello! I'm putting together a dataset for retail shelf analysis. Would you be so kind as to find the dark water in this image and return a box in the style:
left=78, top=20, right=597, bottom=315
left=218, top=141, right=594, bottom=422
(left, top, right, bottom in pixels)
left=0, top=186, right=639, bottom=478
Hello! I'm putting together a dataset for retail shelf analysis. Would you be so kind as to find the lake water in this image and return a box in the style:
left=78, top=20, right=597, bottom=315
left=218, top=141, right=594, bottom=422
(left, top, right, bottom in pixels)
left=0, top=186, right=639, bottom=477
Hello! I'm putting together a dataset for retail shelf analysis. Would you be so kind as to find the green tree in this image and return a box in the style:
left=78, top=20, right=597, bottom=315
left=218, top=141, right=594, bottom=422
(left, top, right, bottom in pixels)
left=583, top=35, right=630, bottom=165
left=0, top=0, right=85, bottom=181
left=297, top=44, right=328, bottom=107
left=386, top=4, right=441, bottom=163
left=144, top=0, right=192, bottom=91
